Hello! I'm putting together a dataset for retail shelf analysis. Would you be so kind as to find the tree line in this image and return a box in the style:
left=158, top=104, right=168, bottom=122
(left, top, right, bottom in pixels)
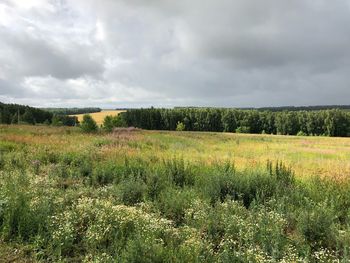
left=0, top=102, right=78, bottom=126
left=42, top=107, right=101, bottom=115
left=123, top=108, right=350, bottom=137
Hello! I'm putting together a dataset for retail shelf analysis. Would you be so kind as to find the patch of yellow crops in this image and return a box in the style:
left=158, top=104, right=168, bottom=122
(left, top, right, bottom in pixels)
left=71, top=110, right=125, bottom=125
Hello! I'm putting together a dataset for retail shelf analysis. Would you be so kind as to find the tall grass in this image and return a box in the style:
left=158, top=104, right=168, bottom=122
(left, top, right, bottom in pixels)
left=1, top=126, right=350, bottom=262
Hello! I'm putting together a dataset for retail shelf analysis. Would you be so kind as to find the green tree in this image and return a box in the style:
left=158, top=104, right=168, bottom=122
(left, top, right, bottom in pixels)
left=103, top=115, right=114, bottom=132
left=22, top=109, right=36, bottom=125
left=0, top=108, right=11, bottom=124
left=80, top=114, right=98, bottom=133
left=176, top=121, right=185, bottom=131
left=222, top=110, right=237, bottom=132
left=51, top=115, right=63, bottom=126
left=11, top=112, right=20, bottom=124
left=112, top=115, right=127, bottom=128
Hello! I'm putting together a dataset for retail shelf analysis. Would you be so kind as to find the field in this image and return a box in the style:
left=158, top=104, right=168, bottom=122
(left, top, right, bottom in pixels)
left=71, top=110, right=124, bottom=125
left=1, top=125, right=350, bottom=262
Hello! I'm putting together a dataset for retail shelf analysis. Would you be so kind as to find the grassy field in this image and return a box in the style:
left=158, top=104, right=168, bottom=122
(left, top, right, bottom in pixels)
left=0, top=125, right=350, bottom=262
left=71, top=110, right=124, bottom=125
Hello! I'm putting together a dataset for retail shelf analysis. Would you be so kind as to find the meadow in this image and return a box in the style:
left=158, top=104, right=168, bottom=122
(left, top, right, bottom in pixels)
left=0, top=125, right=350, bottom=262
left=71, top=110, right=124, bottom=126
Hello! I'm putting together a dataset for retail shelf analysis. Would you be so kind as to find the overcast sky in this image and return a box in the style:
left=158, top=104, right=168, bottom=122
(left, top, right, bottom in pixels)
left=1, top=0, right=350, bottom=108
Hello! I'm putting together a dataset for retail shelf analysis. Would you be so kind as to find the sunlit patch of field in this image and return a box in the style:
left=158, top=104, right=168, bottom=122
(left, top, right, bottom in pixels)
left=1, top=125, right=350, bottom=180
left=2, top=124, right=350, bottom=260
left=71, top=110, right=125, bottom=125
left=140, top=131, right=350, bottom=179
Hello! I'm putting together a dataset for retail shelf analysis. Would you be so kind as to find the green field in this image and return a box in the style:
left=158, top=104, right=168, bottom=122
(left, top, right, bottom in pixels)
left=1, top=125, right=350, bottom=262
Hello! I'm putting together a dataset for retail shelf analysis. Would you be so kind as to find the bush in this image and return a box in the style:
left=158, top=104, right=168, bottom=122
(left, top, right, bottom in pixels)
left=164, top=158, right=195, bottom=187
left=146, top=170, right=169, bottom=201
left=176, top=121, right=185, bottom=131
left=297, top=200, right=337, bottom=249
left=236, top=126, right=250, bottom=133
left=297, top=131, right=307, bottom=136
left=201, top=163, right=277, bottom=207
left=157, top=188, right=196, bottom=226
left=119, top=179, right=146, bottom=205
left=91, top=162, right=122, bottom=186
left=103, top=115, right=127, bottom=132
left=80, top=114, right=98, bottom=133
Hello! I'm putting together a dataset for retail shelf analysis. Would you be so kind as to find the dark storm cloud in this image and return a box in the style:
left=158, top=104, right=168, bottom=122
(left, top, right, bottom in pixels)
left=1, top=0, right=350, bottom=107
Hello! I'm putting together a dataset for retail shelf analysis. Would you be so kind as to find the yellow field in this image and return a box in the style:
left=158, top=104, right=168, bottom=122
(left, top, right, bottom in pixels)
left=71, top=110, right=125, bottom=125
left=1, top=125, right=349, bottom=180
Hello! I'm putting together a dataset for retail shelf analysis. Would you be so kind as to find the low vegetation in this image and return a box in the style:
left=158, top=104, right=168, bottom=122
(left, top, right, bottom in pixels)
left=0, top=125, right=350, bottom=262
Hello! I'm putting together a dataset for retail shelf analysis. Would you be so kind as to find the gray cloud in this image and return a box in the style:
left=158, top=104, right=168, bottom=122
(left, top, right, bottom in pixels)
left=0, top=0, right=350, bottom=108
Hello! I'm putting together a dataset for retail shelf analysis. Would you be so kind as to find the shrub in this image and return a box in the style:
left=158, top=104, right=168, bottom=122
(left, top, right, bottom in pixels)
left=91, top=162, right=122, bottom=186
left=146, top=170, right=169, bottom=201
left=297, top=200, right=337, bottom=249
left=0, top=172, right=53, bottom=242
left=297, top=131, right=307, bottom=136
left=119, top=179, right=146, bottom=205
left=176, top=121, right=185, bottom=131
left=80, top=114, right=98, bottom=133
left=157, top=188, right=196, bottom=226
left=236, top=126, right=250, bottom=133
left=164, top=158, right=195, bottom=187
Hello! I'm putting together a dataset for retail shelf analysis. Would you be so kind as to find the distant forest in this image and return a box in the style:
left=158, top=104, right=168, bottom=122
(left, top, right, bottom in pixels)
left=175, top=105, right=350, bottom=111
left=42, top=107, right=102, bottom=115
left=124, top=108, right=350, bottom=137
left=2, top=102, right=350, bottom=137
left=0, top=102, right=78, bottom=126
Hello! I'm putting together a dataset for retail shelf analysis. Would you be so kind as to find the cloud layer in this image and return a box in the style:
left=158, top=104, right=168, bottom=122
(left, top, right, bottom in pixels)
left=1, top=0, right=350, bottom=108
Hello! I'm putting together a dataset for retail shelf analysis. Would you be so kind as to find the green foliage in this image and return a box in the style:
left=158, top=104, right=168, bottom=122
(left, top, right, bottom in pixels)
left=297, top=131, right=307, bottom=136
left=51, top=114, right=77, bottom=126
left=164, top=158, right=195, bottom=187
left=176, top=121, right=185, bottom=131
left=102, top=115, right=114, bottom=132
left=22, top=109, right=36, bottom=125
left=118, top=178, right=146, bottom=205
left=236, top=126, right=250, bottom=133
left=80, top=114, right=98, bottom=133
left=1, top=129, right=350, bottom=261
left=0, top=102, right=53, bottom=125
left=157, top=188, right=196, bottom=226
left=123, top=108, right=350, bottom=137
left=103, top=115, right=127, bottom=132
left=0, top=102, right=83, bottom=127
left=91, top=162, right=121, bottom=186
left=42, top=107, right=101, bottom=115
left=51, top=115, right=63, bottom=126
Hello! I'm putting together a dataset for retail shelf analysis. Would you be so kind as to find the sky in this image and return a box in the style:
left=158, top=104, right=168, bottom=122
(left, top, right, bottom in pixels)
left=1, top=0, right=350, bottom=108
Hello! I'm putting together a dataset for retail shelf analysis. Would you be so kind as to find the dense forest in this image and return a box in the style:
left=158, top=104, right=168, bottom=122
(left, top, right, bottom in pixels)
left=42, top=107, right=102, bottom=115
left=2, top=102, right=350, bottom=137
left=123, top=108, right=350, bottom=137
left=174, top=105, right=350, bottom=111
left=0, top=102, right=78, bottom=126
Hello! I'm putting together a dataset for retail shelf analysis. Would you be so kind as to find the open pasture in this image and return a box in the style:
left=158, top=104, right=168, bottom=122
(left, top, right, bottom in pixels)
left=1, top=125, right=350, bottom=262
left=1, top=125, right=349, bottom=178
